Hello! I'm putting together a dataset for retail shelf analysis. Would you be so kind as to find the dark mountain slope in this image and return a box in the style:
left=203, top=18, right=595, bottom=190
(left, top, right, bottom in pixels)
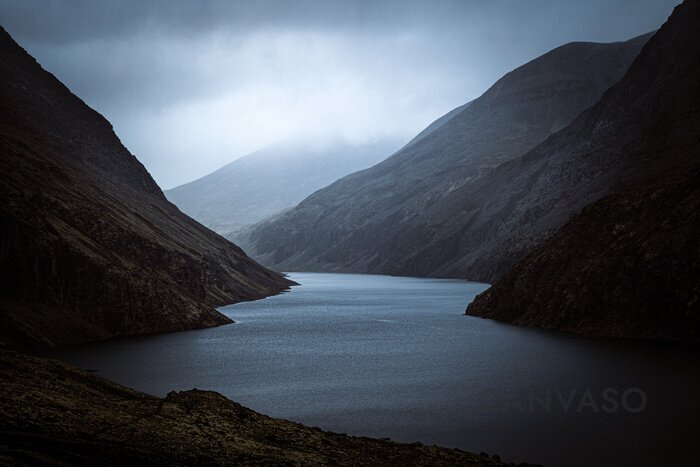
left=467, top=0, right=700, bottom=340
left=401, top=101, right=471, bottom=148
left=242, top=33, right=651, bottom=274
left=0, top=27, right=292, bottom=349
left=165, top=139, right=400, bottom=237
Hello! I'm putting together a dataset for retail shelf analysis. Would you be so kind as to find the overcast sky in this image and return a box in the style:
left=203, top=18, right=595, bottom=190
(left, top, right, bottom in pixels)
left=0, top=0, right=679, bottom=189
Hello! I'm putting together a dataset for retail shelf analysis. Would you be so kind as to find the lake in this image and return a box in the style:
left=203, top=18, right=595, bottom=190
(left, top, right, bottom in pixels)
left=54, top=272, right=700, bottom=466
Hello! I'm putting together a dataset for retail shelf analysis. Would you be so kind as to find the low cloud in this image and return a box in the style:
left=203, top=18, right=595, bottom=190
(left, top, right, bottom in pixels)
left=0, top=0, right=678, bottom=188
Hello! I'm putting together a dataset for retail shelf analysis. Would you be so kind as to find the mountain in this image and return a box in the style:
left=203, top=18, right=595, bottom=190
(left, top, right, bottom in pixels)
left=467, top=0, right=700, bottom=340
left=0, top=26, right=292, bottom=349
left=165, top=139, right=401, bottom=237
left=240, top=32, right=652, bottom=277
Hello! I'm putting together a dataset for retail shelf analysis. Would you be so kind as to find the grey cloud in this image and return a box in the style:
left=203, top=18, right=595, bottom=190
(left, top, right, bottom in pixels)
left=0, top=0, right=679, bottom=188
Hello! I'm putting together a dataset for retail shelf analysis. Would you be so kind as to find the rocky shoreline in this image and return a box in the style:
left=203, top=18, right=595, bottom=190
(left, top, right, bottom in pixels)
left=0, top=350, right=530, bottom=466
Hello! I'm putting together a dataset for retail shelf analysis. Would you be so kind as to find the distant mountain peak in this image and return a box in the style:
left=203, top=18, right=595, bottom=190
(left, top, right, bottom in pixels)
left=165, top=138, right=403, bottom=236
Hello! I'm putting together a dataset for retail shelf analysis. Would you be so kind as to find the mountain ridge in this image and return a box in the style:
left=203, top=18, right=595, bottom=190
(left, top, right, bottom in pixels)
left=241, top=32, right=652, bottom=279
left=166, top=139, right=401, bottom=237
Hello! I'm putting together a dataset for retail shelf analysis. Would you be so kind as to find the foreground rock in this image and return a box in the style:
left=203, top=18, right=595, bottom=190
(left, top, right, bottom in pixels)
left=467, top=0, right=699, bottom=340
left=0, top=351, right=516, bottom=466
left=0, top=27, right=293, bottom=350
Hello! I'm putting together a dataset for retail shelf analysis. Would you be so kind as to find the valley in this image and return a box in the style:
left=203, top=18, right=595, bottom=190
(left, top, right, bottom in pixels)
left=0, top=1, right=697, bottom=466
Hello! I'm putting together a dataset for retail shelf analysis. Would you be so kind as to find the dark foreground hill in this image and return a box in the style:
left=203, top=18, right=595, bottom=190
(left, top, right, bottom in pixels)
left=0, top=351, right=514, bottom=466
left=240, top=32, right=651, bottom=277
left=0, top=27, right=292, bottom=349
left=467, top=0, right=700, bottom=340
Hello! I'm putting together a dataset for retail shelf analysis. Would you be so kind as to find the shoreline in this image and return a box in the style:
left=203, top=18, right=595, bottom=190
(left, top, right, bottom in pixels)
left=0, top=350, right=517, bottom=466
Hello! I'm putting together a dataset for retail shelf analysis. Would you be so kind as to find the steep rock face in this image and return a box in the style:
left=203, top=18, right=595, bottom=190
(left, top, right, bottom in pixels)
left=0, top=27, right=292, bottom=349
left=0, top=351, right=511, bottom=466
left=242, top=33, right=651, bottom=276
left=166, top=140, right=402, bottom=237
left=468, top=177, right=700, bottom=340
left=467, top=0, right=700, bottom=340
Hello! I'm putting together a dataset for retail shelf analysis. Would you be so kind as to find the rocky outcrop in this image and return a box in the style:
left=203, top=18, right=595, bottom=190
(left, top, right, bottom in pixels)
left=241, top=33, right=651, bottom=278
left=166, top=139, right=401, bottom=237
left=0, top=27, right=293, bottom=349
left=467, top=0, right=700, bottom=340
left=0, top=350, right=515, bottom=466
left=467, top=176, right=700, bottom=340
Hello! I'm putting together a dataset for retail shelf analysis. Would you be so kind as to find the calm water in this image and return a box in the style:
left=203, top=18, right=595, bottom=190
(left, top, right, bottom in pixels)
left=54, top=273, right=699, bottom=466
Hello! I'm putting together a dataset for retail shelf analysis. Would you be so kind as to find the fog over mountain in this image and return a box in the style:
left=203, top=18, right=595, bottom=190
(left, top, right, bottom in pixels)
left=165, top=138, right=402, bottom=236
left=0, top=0, right=678, bottom=188
left=241, top=32, right=651, bottom=278
left=1, top=2, right=697, bottom=465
